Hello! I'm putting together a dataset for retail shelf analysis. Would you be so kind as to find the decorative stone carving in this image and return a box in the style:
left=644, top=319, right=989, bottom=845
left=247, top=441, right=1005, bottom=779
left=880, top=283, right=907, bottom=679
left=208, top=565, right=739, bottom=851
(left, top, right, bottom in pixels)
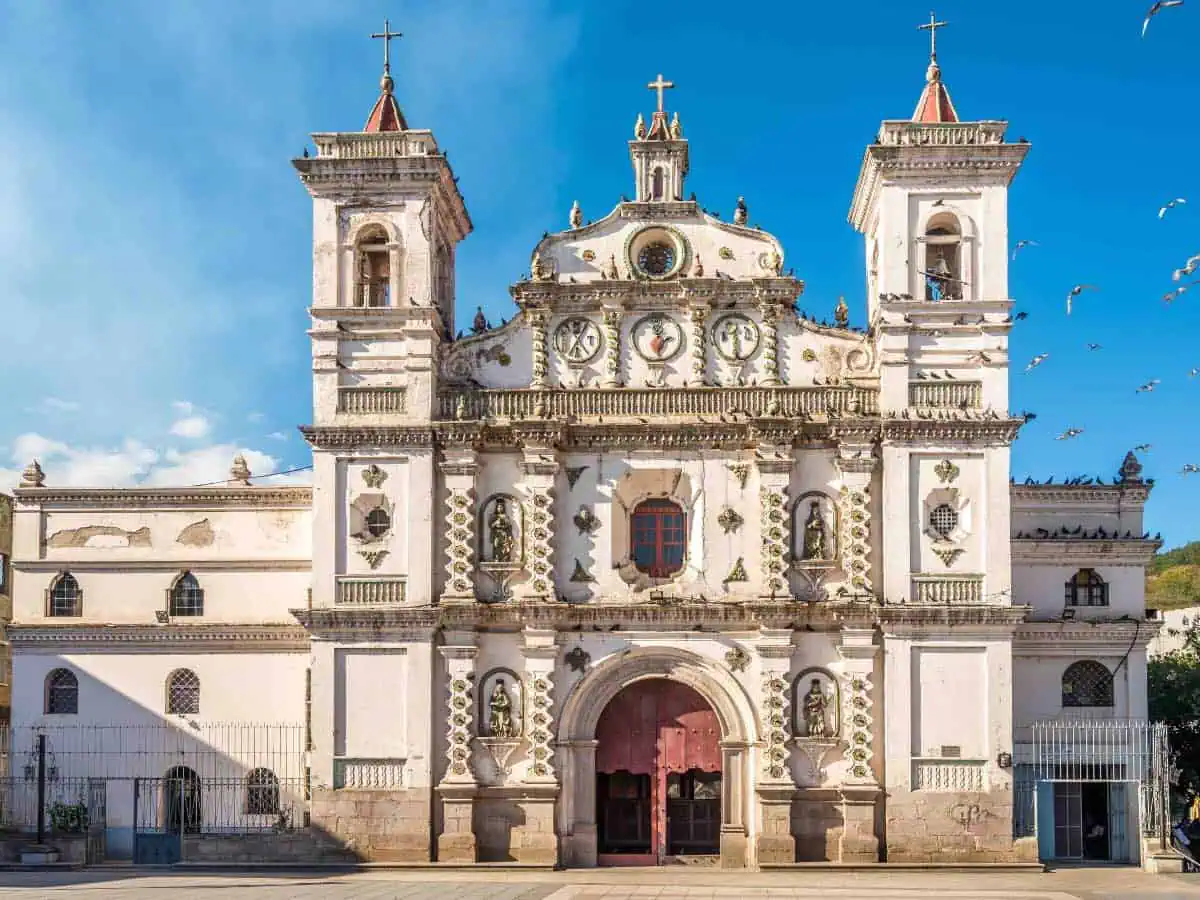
left=531, top=252, right=553, bottom=281
left=734, top=196, right=748, bottom=226
left=631, top=313, right=683, bottom=363
left=487, top=499, right=517, bottom=564
left=569, top=200, right=582, bottom=229
left=799, top=500, right=830, bottom=561
left=446, top=673, right=474, bottom=779
left=486, top=678, right=517, bottom=738
left=760, top=303, right=781, bottom=386
left=564, top=646, right=591, bottom=672
left=603, top=253, right=620, bottom=280
left=569, top=559, right=594, bottom=583
left=691, top=254, right=703, bottom=277
left=524, top=489, right=555, bottom=597
left=361, top=463, right=387, bottom=489
left=565, top=466, right=588, bottom=490
left=718, top=246, right=733, bottom=260
left=834, top=296, right=849, bottom=329
left=760, top=489, right=789, bottom=596
left=573, top=505, right=600, bottom=536
left=932, top=547, right=965, bottom=567
left=839, top=486, right=872, bottom=595
left=711, top=313, right=760, bottom=363
left=717, top=505, right=744, bottom=534
left=527, top=673, right=554, bottom=778
left=689, top=305, right=708, bottom=384
left=444, top=489, right=475, bottom=597
left=762, top=673, right=789, bottom=780
left=229, top=454, right=252, bottom=485
left=934, top=458, right=961, bottom=484
left=529, top=310, right=549, bottom=388
left=358, top=549, right=388, bottom=569
left=19, top=459, right=45, bottom=488
left=724, top=557, right=749, bottom=584
left=844, top=672, right=875, bottom=782
left=553, top=317, right=603, bottom=366
left=727, top=463, right=751, bottom=490
left=760, top=249, right=783, bottom=275
left=725, top=646, right=751, bottom=673
left=793, top=668, right=839, bottom=738
left=601, top=307, right=622, bottom=387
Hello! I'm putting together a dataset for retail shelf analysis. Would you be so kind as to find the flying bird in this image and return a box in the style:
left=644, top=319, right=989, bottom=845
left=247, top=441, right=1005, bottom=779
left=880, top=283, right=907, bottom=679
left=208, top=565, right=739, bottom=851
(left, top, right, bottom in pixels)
left=1011, top=240, right=1039, bottom=260
left=1159, top=197, right=1188, bottom=218
left=1143, top=0, right=1184, bottom=38
left=1173, top=254, right=1200, bottom=281
left=1014, top=311, right=1029, bottom=321
left=1164, top=285, right=1191, bottom=303
left=1136, top=379, right=1162, bottom=393
left=1134, top=444, right=1153, bottom=453
left=1066, top=284, right=1099, bottom=315
left=1086, top=343, right=1103, bottom=351
left=1057, top=428, right=1084, bottom=441
left=1183, top=464, right=1200, bottom=475
left=1190, top=367, right=1199, bottom=377
left=1025, top=353, right=1050, bottom=372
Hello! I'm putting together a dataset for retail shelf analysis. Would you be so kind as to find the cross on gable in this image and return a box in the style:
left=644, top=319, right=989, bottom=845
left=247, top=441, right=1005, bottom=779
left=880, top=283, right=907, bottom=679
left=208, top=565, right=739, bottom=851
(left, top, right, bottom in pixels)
left=647, top=73, right=675, bottom=114
left=918, top=11, right=948, bottom=59
left=371, top=18, right=403, bottom=72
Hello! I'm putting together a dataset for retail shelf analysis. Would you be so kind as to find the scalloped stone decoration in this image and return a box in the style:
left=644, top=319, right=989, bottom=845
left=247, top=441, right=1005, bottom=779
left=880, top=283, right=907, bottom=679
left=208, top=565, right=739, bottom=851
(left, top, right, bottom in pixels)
left=447, top=675, right=474, bottom=778
left=445, top=489, right=474, bottom=596
left=762, top=673, right=790, bottom=780
left=844, top=673, right=874, bottom=782
left=839, top=487, right=872, bottom=594
left=761, top=489, right=789, bottom=595
left=526, top=674, right=555, bottom=779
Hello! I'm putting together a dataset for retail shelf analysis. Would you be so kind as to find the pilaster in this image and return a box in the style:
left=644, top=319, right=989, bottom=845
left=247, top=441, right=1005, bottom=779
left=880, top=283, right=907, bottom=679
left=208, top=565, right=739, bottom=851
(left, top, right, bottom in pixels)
left=529, top=310, right=549, bottom=389
left=759, top=300, right=781, bottom=386
left=755, top=628, right=796, bottom=864
left=436, top=632, right=478, bottom=861
left=440, top=448, right=479, bottom=602
left=835, top=442, right=877, bottom=598
left=689, top=303, right=709, bottom=385
left=515, top=448, right=559, bottom=601
left=720, top=739, right=752, bottom=868
left=837, top=628, right=881, bottom=861
left=755, top=445, right=793, bottom=599
left=601, top=306, right=623, bottom=388
left=511, top=627, right=559, bottom=864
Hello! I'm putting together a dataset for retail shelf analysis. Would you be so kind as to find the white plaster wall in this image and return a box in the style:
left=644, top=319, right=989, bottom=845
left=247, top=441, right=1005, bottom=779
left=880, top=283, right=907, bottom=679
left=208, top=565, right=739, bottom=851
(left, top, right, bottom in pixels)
left=1149, top=606, right=1198, bottom=656
left=1012, top=652, right=1144, bottom=734
left=1011, top=497, right=1144, bottom=537
left=1012, top=564, right=1145, bottom=619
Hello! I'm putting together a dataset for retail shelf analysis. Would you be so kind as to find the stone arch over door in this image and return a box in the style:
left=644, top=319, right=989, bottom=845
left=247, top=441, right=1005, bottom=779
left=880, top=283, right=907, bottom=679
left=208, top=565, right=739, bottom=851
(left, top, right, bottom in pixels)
left=556, top=646, right=758, bottom=868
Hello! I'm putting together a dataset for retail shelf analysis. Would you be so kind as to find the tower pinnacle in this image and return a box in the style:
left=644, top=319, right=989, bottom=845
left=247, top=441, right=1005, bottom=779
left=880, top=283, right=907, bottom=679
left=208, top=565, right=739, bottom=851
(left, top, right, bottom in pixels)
left=912, top=11, right=959, bottom=124
left=364, top=19, right=408, bottom=132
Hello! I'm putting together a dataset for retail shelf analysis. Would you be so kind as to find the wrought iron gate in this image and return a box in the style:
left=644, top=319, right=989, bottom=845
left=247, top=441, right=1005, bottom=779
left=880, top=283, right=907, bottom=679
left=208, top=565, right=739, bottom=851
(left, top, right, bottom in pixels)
left=85, top=778, right=107, bottom=864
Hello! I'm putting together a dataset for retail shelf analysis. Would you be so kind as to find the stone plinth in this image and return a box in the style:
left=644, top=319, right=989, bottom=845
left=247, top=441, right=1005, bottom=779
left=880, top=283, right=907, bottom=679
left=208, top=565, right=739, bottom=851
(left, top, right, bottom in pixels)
left=310, top=787, right=432, bottom=862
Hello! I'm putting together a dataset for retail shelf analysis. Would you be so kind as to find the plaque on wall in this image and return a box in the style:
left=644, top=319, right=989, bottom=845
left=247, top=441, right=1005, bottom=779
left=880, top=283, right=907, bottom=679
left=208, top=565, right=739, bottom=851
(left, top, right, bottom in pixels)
left=552, top=316, right=603, bottom=365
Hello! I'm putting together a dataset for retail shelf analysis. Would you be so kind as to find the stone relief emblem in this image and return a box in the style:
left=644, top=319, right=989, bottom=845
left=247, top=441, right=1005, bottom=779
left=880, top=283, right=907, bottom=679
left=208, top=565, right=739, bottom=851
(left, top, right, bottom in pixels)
left=361, top=464, right=387, bottom=489
left=553, top=317, right=604, bottom=365
left=631, top=313, right=684, bottom=363
left=934, top=459, right=961, bottom=484
left=711, top=314, right=761, bottom=362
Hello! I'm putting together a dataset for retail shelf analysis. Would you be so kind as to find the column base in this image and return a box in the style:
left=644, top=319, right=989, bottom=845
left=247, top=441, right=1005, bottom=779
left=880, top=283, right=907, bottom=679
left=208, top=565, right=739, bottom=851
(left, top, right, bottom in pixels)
left=756, top=789, right=797, bottom=864
left=436, top=785, right=478, bottom=863
left=839, top=786, right=881, bottom=863
left=561, top=823, right=597, bottom=868
left=510, top=794, right=559, bottom=865
left=719, top=825, right=750, bottom=868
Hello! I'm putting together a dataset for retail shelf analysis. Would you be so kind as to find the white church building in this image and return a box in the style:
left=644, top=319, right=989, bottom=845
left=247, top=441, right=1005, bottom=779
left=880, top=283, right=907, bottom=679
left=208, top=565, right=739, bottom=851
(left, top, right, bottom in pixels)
left=4, top=23, right=1169, bottom=869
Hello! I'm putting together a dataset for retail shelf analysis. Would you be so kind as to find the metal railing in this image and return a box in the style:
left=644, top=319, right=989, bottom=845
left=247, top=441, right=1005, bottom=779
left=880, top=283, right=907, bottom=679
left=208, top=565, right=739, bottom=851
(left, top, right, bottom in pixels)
left=134, top=776, right=307, bottom=835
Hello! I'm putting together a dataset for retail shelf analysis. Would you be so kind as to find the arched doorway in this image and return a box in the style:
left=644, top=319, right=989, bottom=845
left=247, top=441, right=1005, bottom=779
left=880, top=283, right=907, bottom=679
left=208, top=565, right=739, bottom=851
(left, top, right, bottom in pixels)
left=163, top=766, right=201, bottom=834
left=595, top=679, right=722, bottom=865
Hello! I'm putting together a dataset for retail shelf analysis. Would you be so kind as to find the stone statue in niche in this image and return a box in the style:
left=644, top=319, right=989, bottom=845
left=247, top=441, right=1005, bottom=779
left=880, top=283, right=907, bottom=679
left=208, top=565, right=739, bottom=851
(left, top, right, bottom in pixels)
left=802, top=678, right=831, bottom=738
left=488, top=679, right=515, bottom=738
left=801, top=500, right=830, bottom=561
left=488, top=500, right=515, bottom=563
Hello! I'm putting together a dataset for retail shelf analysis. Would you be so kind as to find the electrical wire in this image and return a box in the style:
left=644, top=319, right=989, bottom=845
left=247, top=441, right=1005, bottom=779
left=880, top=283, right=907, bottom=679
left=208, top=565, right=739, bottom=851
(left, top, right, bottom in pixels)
left=188, top=464, right=314, bottom=487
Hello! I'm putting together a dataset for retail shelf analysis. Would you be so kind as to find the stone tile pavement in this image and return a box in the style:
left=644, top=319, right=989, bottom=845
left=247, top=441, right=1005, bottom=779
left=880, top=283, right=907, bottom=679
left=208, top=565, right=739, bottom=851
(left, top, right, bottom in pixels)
left=0, top=868, right=1196, bottom=900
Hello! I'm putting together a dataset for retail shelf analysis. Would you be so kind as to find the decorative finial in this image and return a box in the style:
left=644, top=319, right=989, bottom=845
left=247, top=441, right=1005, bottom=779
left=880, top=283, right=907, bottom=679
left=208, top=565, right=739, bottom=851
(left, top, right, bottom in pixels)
left=918, top=11, right=948, bottom=82
left=835, top=296, right=849, bottom=328
left=371, top=18, right=404, bottom=89
left=692, top=254, right=704, bottom=277
left=634, top=113, right=646, bottom=140
left=647, top=73, right=675, bottom=115
left=229, top=454, right=252, bottom=486
left=1119, top=450, right=1144, bottom=483
left=569, top=200, right=582, bottom=229
left=531, top=252, right=552, bottom=281
left=19, top=459, right=44, bottom=488
left=669, top=111, right=682, bottom=139
left=604, top=254, right=620, bottom=280
left=734, top=196, right=748, bottom=226
left=471, top=306, right=488, bottom=335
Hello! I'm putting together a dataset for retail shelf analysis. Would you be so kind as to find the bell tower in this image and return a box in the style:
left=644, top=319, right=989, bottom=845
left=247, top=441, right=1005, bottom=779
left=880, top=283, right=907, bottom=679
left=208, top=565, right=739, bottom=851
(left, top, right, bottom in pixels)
left=629, top=74, right=689, bottom=203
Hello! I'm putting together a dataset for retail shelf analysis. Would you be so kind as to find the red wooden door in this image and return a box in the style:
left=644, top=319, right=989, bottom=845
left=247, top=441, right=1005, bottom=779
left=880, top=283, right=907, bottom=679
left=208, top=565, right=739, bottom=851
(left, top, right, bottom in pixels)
left=595, top=679, right=721, bottom=864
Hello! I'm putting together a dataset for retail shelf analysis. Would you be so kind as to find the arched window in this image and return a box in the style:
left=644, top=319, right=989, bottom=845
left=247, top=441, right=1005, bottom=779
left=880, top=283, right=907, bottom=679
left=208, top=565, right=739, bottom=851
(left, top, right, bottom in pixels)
left=48, top=573, right=81, bottom=617
left=45, top=668, right=78, bottom=714
left=1065, top=568, right=1108, bottom=607
left=1062, top=660, right=1114, bottom=708
left=166, top=669, right=200, bottom=715
left=630, top=499, right=686, bottom=578
left=365, top=507, right=391, bottom=539
left=924, top=213, right=963, bottom=301
left=651, top=167, right=664, bottom=201
left=164, top=766, right=201, bottom=834
left=355, top=227, right=390, bottom=308
left=169, top=572, right=204, bottom=617
left=245, top=768, right=280, bottom=815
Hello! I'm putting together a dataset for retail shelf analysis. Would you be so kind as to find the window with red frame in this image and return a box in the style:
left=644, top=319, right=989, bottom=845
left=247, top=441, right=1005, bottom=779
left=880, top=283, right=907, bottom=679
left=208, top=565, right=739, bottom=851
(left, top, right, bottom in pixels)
left=631, top=499, right=686, bottom=578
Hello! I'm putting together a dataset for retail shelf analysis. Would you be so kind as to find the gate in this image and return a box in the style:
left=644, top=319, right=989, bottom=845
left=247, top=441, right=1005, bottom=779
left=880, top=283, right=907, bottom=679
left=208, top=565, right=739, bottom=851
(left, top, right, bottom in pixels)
left=85, top=778, right=107, bottom=864
left=132, top=777, right=181, bottom=865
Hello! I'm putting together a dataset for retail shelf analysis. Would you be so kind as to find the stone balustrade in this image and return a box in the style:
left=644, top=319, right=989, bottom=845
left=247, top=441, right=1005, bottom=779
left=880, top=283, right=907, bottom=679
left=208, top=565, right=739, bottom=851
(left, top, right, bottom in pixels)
left=908, top=381, right=982, bottom=409
left=311, top=131, right=438, bottom=159
left=910, top=576, right=985, bottom=605
left=878, top=121, right=1007, bottom=147
left=911, top=758, right=987, bottom=792
left=338, top=387, right=408, bottom=415
left=335, top=577, right=407, bottom=606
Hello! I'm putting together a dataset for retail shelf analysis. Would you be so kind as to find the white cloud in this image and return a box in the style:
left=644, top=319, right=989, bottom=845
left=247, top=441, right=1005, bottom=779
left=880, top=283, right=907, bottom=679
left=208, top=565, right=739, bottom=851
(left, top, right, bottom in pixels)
left=267, top=431, right=288, bottom=441
left=247, top=411, right=265, bottom=423
left=170, top=415, right=211, bottom=439
left=172, top=401, right=195, bottom=415
left=41, top=398, right=81, bottom=413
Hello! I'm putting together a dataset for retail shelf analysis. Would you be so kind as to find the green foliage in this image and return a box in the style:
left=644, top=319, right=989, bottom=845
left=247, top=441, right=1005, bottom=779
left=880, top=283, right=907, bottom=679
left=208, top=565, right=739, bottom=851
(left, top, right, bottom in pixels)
left=1150, top=541, right=1200, bottom=576
left=1147, top=564, right=1200, bottom=611
left=48, top=800, right=88, bottom=834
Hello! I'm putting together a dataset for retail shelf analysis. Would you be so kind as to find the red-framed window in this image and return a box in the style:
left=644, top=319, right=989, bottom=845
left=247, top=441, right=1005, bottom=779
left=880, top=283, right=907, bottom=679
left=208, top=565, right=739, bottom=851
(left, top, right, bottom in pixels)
left=631, top=499, right=686, bottom=578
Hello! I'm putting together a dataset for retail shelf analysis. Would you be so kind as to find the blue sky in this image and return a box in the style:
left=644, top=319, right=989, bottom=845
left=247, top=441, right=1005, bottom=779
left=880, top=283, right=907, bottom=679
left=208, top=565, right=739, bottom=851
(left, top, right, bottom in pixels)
left=0, top=1, right=1197, bottom=547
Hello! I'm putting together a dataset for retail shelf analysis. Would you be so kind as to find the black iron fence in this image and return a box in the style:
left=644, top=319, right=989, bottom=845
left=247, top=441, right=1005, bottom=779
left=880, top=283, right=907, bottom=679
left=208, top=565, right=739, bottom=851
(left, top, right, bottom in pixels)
left=133, top=777, right=308, bottom=835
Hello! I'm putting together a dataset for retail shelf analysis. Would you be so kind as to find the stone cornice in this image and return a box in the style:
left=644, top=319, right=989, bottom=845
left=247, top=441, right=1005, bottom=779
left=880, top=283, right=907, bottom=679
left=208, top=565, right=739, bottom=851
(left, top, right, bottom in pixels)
left=1011, top=538, right=1161, bottom=566
left=510, top=276, right=803, bottom=311
left=1010, top=483, right=1152, bottom=505
left=13, top=486, right=311, bottom=510
left=8, top=623, right=310, bottom=653
left=877, top=604, right=1030, bottom=636
left=880, top=416, right=1025, bottom=445
left=1015, top=619, right=1160, bottom=655
left=300, top=426, right=435, bottom=450
left=290, top=606, right=441, bottom=640
left=13, top=559, right=310, bottom=573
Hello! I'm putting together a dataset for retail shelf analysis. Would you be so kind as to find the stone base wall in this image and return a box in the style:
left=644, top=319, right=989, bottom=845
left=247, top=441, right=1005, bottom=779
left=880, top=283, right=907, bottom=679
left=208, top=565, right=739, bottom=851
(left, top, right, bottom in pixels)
left=0, top=832, right=87, bottom=863
left=884, top=789, right=1017, bottom=862
left=474, top=794, right=557, bottom=864
left=310, top=788, right=432, bottom=862
left=793, top=796, right=844, bottom=861
left=182, top=830, right=356, bottom=864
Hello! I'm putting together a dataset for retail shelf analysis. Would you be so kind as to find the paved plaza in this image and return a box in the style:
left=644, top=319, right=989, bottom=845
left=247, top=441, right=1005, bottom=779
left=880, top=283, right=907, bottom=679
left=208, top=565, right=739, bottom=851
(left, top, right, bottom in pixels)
left=0, top=868, right=1196, bottom=900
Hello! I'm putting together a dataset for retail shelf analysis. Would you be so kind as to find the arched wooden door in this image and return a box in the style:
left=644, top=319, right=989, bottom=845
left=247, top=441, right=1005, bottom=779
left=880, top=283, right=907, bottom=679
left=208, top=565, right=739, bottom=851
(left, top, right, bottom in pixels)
left=595, top=679, right=721, bottom=865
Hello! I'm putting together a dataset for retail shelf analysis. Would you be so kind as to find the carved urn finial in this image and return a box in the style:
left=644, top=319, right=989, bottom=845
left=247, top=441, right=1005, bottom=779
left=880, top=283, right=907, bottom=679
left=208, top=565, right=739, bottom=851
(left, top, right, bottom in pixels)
left=229, top=454, right=252, bottom=486
left=669, top=111, right=682, bottom=139
left=19, top=459, right=45, bottom=488
left=471, top=306, right=488, bottom=335
left=1119, top=450, right=1144, bottom=483
left=604, top=254, right=620, bottom=280
left=692, top=254, right=704, bottom=277
left=634, top=112, right=646, bottom=140
left=569, top=200, right=582, bottom=229
left=733, top=196, right=748, bottom=226
left=531, top=252, right=552, bottom=281
left=834, top=296, right=849, bottom=328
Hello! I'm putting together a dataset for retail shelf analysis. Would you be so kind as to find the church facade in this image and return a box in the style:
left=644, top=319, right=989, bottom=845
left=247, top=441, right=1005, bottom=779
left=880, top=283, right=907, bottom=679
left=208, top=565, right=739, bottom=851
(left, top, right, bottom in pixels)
left=6, top=31, right=1164, bottom=868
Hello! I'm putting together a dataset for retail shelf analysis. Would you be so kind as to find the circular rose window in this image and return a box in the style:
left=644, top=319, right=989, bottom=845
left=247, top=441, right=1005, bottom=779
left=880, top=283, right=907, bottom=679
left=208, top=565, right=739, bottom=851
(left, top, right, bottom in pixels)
left=637, top=242, right=675, bottom=277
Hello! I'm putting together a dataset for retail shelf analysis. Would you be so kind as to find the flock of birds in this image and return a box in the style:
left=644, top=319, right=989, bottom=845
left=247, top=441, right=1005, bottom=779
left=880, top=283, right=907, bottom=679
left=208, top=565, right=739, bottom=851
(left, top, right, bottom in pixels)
left=1014, top=5, right=1196, bottom=477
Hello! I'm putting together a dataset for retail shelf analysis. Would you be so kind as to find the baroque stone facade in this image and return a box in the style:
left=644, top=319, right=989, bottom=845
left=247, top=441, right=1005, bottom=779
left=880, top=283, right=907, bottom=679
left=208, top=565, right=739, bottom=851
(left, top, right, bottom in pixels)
left=3, top=31, right=1163, bottom=869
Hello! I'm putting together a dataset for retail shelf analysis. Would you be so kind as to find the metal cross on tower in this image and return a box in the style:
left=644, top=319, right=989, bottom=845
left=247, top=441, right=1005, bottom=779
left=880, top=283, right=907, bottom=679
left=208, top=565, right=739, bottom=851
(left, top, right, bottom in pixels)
left=372, top=19, right=403, bottom=73
left=647, top=73, right=675, bottom=114
left=918, top=11, right=948, bottom=60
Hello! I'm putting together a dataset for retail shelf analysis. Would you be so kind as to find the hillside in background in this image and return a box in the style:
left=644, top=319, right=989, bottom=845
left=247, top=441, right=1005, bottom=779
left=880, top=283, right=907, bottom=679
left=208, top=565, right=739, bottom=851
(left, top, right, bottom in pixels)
left=1147, top=541, right=1200, bottom=611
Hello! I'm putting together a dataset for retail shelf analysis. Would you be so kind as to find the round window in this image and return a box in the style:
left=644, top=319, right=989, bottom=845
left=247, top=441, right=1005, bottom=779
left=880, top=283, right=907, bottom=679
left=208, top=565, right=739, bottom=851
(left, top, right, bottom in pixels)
left=366, top=508, right=391, bottom=538
left=929, top=503, right=958, bottom=539
left=637, top=242, right=676, bottom=277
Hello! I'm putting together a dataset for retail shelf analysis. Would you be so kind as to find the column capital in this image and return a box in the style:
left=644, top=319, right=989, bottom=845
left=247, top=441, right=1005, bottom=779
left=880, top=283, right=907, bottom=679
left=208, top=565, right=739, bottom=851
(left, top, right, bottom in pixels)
left=837, top=627, right=878, bottom=662
left=440, top=446, right=480, bottom=476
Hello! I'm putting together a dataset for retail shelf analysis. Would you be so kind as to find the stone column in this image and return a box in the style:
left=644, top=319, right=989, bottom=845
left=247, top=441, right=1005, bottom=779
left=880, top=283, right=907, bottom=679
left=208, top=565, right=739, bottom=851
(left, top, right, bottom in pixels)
left=511, top=627, right=559, bottom=864
left=755, top=629, right=796, bottom=864
left=440, top=447, right=479, bottom=602
left=601, top=306, right=623, bottom=388
left=515, top=445, right=559, bottom=601
left=689, top=303, right=709, bottom=386
left=530, top=310, right=549, bottom=388
left=834, top=440, right=876, bottom=598
left=559, top=739, right=599, bottom=867
left=759, top=300, right=781, bottom=386
left=838, top=627, right=881, bottom=862
left=755, top=444, right=793, bottom=600
left=437, top=632, right=478, bottom=862
left=720, top=739, right=752, bottom=868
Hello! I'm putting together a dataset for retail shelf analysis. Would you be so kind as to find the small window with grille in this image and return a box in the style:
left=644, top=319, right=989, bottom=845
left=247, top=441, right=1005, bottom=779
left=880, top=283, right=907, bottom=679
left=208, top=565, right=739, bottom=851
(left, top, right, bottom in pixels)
left=169, top=572, right=204, bottom=617
left=366, top=507, right=391, bottom=538
left=1062, top=660, right=1113, bottom=708
left=245, top=768, right=280, bottom=815
left=166, top=669, right=201, bottom=715
left=1064, top=568, right=1108, bottom=607
left=45, top=668, right=78, bottom=714
left=928, top=503, right=959, bottom=539
left=48, top=573, right=82, bottom=617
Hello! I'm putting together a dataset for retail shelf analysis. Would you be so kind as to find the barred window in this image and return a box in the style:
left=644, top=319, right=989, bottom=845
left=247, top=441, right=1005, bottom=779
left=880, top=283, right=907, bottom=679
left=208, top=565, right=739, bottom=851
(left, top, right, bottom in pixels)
left=245, top=768, right=280, bottom=815
left=1064, top=568, right=1108, bottom=607
left=1062, top=660, right=1113, bottom=708
left=169, top=572, right=204, bottom=617
left=929, top=504, right=959, bottom=539
left=166, top=669, right=200, bottom=715
left=366, top=507, right=391, bottom=538
left=45, top=668, right=78, bottom=714
left=48, top=573, right=81, bottom=617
